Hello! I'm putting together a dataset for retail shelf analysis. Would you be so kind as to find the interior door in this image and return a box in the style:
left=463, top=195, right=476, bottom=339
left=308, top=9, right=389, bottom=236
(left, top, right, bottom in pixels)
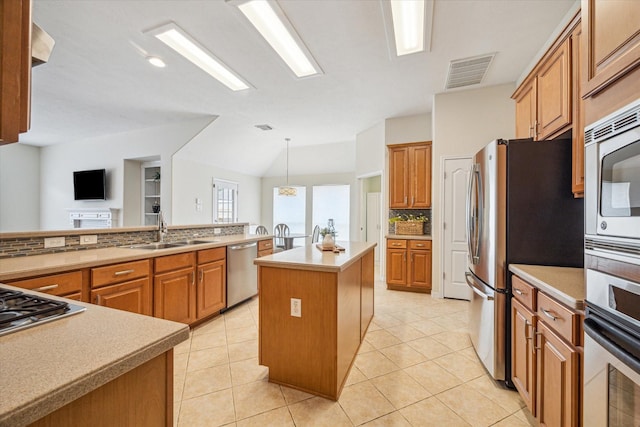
left=366, top=192, right=381, bottom=261
left=443, top=157, right=472, bottom=300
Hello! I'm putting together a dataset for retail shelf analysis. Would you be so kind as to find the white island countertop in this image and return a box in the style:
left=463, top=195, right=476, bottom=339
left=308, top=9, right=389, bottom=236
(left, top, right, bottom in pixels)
left=0, top=286, right=189, bottom=427
left=254, top=241, right=377, bottom=273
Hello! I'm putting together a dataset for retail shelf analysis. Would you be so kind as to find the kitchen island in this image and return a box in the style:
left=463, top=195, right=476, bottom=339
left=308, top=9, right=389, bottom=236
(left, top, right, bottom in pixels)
left=254, top=241, right=375, bottom=400
left=0, top=285, right=189, bottom=427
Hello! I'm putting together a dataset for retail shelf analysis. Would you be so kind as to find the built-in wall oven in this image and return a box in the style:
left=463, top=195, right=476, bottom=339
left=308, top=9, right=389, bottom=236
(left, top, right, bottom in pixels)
left=584, top=269, right=640, bottom=426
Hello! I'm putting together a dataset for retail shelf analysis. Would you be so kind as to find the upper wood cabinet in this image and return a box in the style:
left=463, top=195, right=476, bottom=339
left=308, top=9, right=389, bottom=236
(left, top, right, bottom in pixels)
left=0, top=0, right=31, bottom=144
left=581, top=0, right=640, bottom=99
left=514, top=38, right=572, bottom=140
left=388, top=142, right=432, bottom=209
left=571, top=24, right=585, bottom=196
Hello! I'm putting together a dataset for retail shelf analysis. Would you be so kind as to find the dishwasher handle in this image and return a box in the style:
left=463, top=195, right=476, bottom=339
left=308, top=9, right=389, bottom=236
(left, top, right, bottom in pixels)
left=228, top=242, right=257, bottom=251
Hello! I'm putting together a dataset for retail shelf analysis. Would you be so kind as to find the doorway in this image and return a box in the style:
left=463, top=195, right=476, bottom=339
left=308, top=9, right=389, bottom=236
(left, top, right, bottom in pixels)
left=358, top=174, right=382, bottom=263
left=442, top=156, right=472, bottom=300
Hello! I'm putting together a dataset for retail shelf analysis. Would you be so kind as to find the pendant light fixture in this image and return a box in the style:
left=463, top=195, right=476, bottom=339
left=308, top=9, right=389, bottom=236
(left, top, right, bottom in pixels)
left=278, top=138, right=297, bottom=196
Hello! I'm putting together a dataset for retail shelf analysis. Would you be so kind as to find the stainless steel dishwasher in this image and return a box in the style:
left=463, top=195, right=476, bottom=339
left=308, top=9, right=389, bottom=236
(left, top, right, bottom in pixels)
left=224, top=242, right=258, bottom=311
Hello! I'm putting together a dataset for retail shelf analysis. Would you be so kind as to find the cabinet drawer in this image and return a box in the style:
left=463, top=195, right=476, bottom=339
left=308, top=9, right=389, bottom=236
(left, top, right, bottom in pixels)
left=9, top=271, right=83, bottom=296
left=258, top=239, right=273, bottom=252
left=537, top=292, right=580, bottom=345
left=409, top=240, right=431, bottom=250
left=155, top=252, right=195, bottom=274
left=197, top=247, right=226, bottom=264
left=258, top=249, right=273, bottom=258
left=387, top=239, right=407, bottom=249
left=92, top=260, right=150, bottom=288
left=512, top=275, right=537, bottom=311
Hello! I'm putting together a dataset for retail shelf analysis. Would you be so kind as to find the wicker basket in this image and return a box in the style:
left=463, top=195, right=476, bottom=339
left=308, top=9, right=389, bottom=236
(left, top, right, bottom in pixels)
left=394, top=221, right=424, bottom=235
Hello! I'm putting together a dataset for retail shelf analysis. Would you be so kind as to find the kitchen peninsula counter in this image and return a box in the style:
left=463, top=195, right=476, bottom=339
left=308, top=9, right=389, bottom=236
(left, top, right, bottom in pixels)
left=0, top=233, right=268, bottom=281
left=254, top=241, right=376, bottom=400
left=0, top=285, right=189, bottom=427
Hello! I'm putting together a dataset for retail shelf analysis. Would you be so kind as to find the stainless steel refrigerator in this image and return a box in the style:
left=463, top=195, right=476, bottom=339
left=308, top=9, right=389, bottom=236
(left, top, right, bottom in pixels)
left=465, top=138, right=583, bottom=385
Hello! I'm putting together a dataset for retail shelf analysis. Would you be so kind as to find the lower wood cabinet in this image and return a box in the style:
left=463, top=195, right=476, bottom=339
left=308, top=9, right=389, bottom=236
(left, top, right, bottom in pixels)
left=386, top=239, right=432, bottom=293
left=91, top=260, right=152, bottom=316
left=7, top=269, right=87, bottom=301
left=510, top=273, right=581, bottom=426
left=257, top=238, right=273, bottom=257
left=154, top=248, right=227, bottom=324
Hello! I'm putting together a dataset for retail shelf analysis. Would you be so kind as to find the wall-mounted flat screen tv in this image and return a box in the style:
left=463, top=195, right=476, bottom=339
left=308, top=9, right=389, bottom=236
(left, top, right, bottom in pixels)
left=73, top=169, right=106, bottom=200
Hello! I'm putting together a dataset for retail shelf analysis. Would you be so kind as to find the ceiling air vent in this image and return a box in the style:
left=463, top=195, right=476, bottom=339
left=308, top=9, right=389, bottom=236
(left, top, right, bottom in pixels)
left=255, top=124, right=273, bottom=131
left=445, top=53, right=495, bottom=90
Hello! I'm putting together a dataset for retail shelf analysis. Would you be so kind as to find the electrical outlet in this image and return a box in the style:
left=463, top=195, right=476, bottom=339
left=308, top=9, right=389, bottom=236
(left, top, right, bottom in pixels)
left=214, top=228, right=221, bottom=235
left=80, top=235, right=98, bottom=245
left=290, top=298, right=301, bottom=317
left=44, top=237, right=65, bottom=248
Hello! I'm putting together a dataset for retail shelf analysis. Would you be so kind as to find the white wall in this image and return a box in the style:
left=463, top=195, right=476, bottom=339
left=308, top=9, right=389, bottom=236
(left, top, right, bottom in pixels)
left=172, top=158, right=261, bottom=226
left=37, top=117, right=214, bottom=230
left=431, top=83, right=515, bottom=297
left=262, top=141, right=355, bottom=177
left=385, top=113, right=432, bottom=145
left=0, top=143, right=41, bottom=231
left=260, top=172, right=357, bottom=240
left=355, top=122, right=385, bottom=177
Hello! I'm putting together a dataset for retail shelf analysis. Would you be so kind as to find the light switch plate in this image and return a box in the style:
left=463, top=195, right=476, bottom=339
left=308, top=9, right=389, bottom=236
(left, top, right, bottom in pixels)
left=44, top=237, right=65, bottom=248
left=290, top=298, right=301, bottom=317
left=80, top=235, right=98, bottom=245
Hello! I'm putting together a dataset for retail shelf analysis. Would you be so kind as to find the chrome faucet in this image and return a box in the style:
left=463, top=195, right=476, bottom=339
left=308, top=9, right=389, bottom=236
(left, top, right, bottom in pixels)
left=157, top=211, right=167, bottom=242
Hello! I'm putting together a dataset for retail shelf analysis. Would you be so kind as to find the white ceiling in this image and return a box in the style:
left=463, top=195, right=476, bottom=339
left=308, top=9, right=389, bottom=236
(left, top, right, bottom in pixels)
left=26, top=0, right=576, bottom=176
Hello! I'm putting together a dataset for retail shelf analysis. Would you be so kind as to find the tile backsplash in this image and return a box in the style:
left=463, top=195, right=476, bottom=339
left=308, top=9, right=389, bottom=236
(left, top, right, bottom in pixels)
left=0, top=224, right=246, bottom=258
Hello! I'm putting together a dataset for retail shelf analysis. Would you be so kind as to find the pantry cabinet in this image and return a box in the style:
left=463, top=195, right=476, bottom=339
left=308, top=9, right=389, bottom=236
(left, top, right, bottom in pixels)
left=386, top=239, right=431, bottom=293
left=0, top=0, right=31, bottom=144
left=510, top=273, right=581, bottom=426
left=388, top=142, right=431, bottom=209
left=91, top=259, right=152, bottom=316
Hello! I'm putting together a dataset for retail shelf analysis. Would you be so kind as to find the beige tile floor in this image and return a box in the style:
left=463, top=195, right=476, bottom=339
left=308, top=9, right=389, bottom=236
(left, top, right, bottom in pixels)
left=173, top=271, right=537, bottom=427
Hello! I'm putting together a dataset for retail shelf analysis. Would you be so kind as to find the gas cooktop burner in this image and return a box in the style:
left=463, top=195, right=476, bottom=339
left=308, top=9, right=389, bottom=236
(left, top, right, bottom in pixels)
left=0, top=286, right=86, bottom=337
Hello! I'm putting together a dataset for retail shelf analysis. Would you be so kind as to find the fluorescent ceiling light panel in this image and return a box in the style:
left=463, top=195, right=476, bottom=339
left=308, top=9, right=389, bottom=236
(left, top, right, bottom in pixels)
left=237, top=0, right=320, bottom=78
left=390, top=0, right=425, bottom=56
left=147, top=23, right=249, bottom=91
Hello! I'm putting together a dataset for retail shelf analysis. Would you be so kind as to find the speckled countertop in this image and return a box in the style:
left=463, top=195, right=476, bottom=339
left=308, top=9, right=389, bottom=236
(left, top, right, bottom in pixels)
left=0, top=234, right=270, bottom=281
left=254, top=241, right=376, bottom=272
left=509, top=264, right=585, bottom=310
left=386, top=234, right=432, bottom=240
left=0, top=285, right=189, bottom=427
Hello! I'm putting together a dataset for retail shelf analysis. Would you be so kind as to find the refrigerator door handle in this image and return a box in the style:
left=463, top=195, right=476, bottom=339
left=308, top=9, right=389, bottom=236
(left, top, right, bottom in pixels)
left=466, top=164, right=482, bottom=265
left=465, top=272, right=494, bottom=301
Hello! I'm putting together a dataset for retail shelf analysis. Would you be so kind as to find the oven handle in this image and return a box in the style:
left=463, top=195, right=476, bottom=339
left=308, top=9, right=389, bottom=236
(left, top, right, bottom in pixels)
left=584, top=316, right=640, bottom=376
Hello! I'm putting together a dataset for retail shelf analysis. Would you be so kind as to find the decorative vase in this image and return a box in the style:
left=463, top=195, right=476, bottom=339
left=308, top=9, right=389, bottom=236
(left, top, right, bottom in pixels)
left=322, top=234, right=335, bottom=249
left=152, top=201, right=160, bottom=213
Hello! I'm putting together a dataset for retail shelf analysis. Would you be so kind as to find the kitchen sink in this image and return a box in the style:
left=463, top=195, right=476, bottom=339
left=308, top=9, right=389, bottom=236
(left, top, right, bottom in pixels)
left=173, top=239, right=216, bottom=245
left=126, top=242, right=187, bottom=250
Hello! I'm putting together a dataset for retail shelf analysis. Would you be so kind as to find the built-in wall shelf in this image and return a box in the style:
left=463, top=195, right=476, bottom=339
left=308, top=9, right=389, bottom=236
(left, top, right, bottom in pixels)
left=142, top=163, right=161, bottom=226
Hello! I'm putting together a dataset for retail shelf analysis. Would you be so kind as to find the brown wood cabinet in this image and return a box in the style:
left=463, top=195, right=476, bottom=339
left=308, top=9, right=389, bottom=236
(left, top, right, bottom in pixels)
left=510, top=273, right=581, bottom=426
left=513, top=13, right=584, bottom=198
left=91, top=259, right=152, bottom=316
left=257, top=238, right=274, bottom=257
left=7, top=269, right=87, bottom=301
left=154, top=249, right=227, bottom=324
left=386, top=239, right=431, bottom=293
left=581, top=0, right=640, bottom=99
left=0, top=0, right=31, bottom=144
left=154, top=252, right=197, bottom=324
left=388, top=142, right=431, bottom=209
left=196, top=247, right=226, bottom=318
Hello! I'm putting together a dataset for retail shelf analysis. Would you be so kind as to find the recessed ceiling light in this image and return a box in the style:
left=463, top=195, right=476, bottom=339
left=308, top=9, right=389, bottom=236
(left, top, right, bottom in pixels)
left=235, top=0, right=321, bottom=78
left=390, top=0, right=425, bottom=56
left=147, top=56, right=166, bottom=68
left=145, top=22, right=250, bottom=91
